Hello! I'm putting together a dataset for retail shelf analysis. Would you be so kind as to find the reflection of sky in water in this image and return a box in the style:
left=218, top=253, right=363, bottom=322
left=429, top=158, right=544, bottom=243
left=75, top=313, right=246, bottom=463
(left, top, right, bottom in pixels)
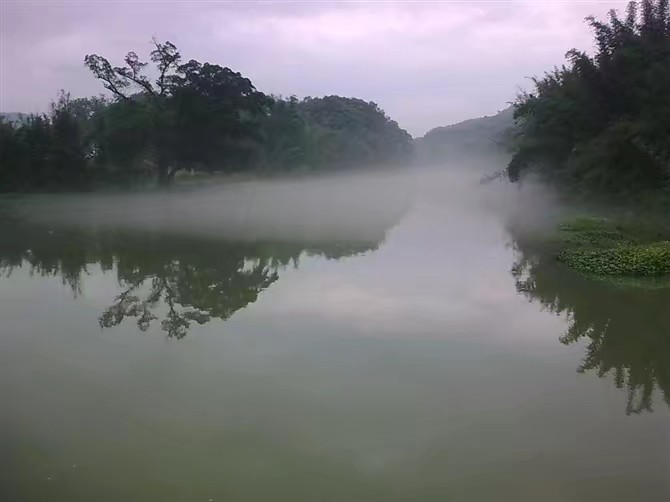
left=245, top=198, right=566, bottom=345
left=1, top=169, right=669, bottom=500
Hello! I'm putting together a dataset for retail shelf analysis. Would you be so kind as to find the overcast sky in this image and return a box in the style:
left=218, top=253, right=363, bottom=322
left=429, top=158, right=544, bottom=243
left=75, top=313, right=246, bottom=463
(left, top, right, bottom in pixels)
left=1, top=0, right=627, bottom=136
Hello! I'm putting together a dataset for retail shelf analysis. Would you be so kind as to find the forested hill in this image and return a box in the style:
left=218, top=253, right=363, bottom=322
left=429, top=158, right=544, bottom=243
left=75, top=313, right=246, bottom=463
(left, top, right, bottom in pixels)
left=414, top=107, right=515, bottom=161
left=0, top=40, right=413, bottom=192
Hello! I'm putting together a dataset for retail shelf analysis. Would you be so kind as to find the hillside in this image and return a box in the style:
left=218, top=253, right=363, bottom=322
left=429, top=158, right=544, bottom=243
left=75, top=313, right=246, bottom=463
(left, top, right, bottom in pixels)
left=0, top=112, right=30, bottom=125
left=415, top=107, right=515, bottom=161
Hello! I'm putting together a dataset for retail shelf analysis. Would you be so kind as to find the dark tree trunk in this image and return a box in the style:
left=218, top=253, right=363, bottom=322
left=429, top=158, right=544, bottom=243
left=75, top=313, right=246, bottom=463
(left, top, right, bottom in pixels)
left=157, top=158, right=178, bottom=186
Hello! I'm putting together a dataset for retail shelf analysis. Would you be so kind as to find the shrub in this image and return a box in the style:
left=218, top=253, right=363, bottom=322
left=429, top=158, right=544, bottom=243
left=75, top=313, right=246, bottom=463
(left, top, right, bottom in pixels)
left=558, top=242, right=670, bottom=276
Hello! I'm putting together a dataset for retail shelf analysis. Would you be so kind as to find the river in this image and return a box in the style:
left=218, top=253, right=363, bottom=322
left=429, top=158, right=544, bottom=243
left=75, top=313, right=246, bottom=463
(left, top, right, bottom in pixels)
left=1, top=166, right=669, bottom=501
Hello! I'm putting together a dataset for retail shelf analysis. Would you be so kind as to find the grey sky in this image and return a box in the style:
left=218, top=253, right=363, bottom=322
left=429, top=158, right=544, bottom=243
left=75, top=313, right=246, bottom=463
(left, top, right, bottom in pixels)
left=0, top=0, right=626, bottom=136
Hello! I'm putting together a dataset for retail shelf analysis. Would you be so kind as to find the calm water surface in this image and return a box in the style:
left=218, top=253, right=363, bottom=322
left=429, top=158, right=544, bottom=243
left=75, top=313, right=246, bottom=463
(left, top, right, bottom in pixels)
left=1, top=169, right=669, bottom=501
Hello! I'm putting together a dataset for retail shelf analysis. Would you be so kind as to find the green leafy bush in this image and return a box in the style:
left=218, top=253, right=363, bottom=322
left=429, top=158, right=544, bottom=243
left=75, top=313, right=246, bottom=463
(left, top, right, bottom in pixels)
left=558, top=242, right=670, bottom=276
left=554, top=216, right=670, bottom=277
left=508, top=0, right=670, bottom=196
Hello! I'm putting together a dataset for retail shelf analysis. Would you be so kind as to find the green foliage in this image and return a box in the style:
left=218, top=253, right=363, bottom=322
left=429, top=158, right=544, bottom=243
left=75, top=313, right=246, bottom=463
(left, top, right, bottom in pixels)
left=1, top=40, right=413, bottom=191
left=509, top=0, right=670, bottom=194
left=558, top=242, right=670, bottom=276
left=83, top=40, right=275, bottom=183
left=553, top=216, right=670, bottom=277
left=254, top=97, right=309, bottom=170
left=511, top=231, right=670, bottom=415
left=0, top=91, right=88, bottom=191
left=253, top=95, right=412, bottom=172
left=94, top=99, right=153, bottom=168
left=297, top=96, right=413, bottom=168
left=558, top=216, right=634, bottom=247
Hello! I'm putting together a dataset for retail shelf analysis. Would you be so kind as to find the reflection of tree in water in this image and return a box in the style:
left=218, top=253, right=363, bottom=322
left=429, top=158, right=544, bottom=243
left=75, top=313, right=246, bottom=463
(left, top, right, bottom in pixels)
left=0, top=222, right=381, bottom=339
left=510, top=235, right=670, bottom=414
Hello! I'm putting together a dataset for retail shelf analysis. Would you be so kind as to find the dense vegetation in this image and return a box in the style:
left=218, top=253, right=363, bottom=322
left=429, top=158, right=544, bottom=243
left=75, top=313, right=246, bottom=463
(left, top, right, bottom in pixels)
left=508, top=0, right=670, bottom=196
left=0, top=94, right=91, bottom=191
left=556, top=217, right=670, bottom=277
left=0, top=40, right=412, bottom=191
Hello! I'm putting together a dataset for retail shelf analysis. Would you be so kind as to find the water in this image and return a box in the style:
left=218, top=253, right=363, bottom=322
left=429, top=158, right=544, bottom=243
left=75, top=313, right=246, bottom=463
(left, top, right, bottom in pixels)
left=1, top=168, right=669, bottom=501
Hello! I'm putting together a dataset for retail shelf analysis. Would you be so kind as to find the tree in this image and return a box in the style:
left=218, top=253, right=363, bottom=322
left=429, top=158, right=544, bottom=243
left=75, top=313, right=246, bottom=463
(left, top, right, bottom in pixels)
left=0, top=92, right=88, bottom=191
left=509, top=0, right=670, bottom=195
left=251, top=95, right=414, bottom=173
left=2, top=38, right=415, bottom=192
left=84, top=39, right=271, bottom=183
left=298, top=96, right=413, bottom=169
left=85, top=40, right=181, bottom=183
left=49, top=91, right=87, bottom=185
left=253, top=96, right=310, bottom=171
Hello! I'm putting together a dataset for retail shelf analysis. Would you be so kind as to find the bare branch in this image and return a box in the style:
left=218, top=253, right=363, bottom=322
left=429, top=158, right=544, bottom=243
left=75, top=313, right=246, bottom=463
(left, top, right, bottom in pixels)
left=150, top=38, right=181, bottom=95
left=115, top=51, right=156, bottom=96
left=84, top=54, right=130, bottom=101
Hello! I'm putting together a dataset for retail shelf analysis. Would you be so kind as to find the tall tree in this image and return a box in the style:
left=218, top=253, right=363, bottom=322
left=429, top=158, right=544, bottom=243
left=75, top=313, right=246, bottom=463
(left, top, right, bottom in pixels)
left=84, top=39, right=271, bottom=183
left=509, top=0, right=670, bottom=195
left=85, top=40, right=182, bottom=183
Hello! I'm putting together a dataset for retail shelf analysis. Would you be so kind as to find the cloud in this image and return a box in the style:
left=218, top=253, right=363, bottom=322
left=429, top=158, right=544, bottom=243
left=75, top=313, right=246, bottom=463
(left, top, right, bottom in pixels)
left=0, top=1, right=627, bottom=135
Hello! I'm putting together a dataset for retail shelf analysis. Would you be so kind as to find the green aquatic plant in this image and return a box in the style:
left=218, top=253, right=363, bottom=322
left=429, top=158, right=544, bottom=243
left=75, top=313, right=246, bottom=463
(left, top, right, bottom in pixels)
left=558, top=242, right=670, bottom=277
left=510, top=230, right=670, bottom=415
left=555, top=216, right=670, bottom=279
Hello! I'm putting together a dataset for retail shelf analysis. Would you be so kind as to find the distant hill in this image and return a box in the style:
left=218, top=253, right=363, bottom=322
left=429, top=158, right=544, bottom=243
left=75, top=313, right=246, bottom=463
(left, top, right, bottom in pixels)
left=415, top=107, right=516, bottom=161
left=0, top=112, right=30, bottom=126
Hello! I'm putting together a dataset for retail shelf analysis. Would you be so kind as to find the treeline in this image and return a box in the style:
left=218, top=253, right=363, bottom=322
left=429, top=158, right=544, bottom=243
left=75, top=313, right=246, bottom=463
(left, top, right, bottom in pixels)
left=0, top=40, right=412, bottom=192
left=508, top=0, right=670, bottom=196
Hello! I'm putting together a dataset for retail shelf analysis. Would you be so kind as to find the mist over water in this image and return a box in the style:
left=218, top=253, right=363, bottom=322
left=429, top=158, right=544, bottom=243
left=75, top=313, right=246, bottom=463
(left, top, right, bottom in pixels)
left=11, top=169, right=415, bottom=243
left=2, top=157, right=669, bottom=501
left=8, top=157, right=564, bottom=243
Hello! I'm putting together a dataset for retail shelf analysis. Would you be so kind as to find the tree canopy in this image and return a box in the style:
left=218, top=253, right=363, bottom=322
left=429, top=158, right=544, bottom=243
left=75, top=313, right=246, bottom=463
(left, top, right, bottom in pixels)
left=508, top=0, right=670, bottom=196
left=0, top=92, right=88, bottom=191
left=0, top=40, right=413, bottom=192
